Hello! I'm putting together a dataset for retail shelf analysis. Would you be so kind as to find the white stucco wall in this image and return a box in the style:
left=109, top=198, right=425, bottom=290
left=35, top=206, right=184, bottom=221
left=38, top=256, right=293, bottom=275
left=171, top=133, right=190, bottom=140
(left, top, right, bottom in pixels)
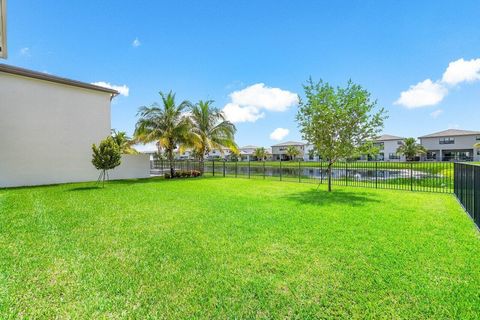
left=382, top=140, right=406, bottom=161
left=420, top=135, right=480, bottom=161
left=109, top=154, right=151, bottom=180
left=0, top=72, right=112, bottom=187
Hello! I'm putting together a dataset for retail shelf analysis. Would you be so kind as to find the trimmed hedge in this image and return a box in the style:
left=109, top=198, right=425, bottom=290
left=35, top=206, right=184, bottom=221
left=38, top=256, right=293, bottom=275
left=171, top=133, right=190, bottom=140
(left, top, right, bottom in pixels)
left=165, top=170, right=202, bottom=179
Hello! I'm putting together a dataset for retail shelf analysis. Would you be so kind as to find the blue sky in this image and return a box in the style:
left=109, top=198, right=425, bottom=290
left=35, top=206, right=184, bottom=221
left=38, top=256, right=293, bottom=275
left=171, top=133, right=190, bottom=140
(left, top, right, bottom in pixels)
left=5, top=0, right=480, bottom=149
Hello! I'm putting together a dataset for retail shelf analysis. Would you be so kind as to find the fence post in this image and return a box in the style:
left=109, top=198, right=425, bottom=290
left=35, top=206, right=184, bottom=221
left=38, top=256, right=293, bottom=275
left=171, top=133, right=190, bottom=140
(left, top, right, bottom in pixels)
left=475, top=166, right=479, bottom=227
left=223, top=160, right=226, bottom=177
left=263, top=161, right=266, bottom=179
left=345, top=162, right=348, bottom=186
left=235, top=161, right=238, bottom=178
left=320, top=160, right=323, bottom=184
left=248, top=160, right=251, bottom=179
left=299, top=161, right=301, bottom=182
left=375, top=162, right=378, bottom=189
left=280, top=159, right=282, bottom=181
left=410, top=162, right=413, bottom=191
left=213, top=160, right=215, bottom=176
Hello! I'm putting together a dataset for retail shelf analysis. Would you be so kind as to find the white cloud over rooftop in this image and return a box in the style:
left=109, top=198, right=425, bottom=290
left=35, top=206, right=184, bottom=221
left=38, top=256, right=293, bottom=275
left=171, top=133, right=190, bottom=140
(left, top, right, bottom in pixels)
left=91, top=81, right=130, bottom=97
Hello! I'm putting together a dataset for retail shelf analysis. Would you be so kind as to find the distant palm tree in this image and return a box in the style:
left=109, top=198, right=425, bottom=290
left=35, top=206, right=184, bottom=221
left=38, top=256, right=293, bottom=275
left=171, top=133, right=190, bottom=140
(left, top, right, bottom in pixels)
left=286, top=146, right=301, bottom=161
left=189, top=100, right=237, bottom=172
left=254, top=147, right=267, bottom=161
left=134, top=91, right=192, bottom=177
left=111, top=129, right=138, bottom=154
left=396, top=137, right=426, bottom=161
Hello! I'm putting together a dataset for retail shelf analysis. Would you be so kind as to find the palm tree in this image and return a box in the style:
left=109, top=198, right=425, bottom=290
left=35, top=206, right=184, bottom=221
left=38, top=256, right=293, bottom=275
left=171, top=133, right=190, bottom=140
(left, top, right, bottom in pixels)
left=254, top=147, right=267, bottom=161
left=285, top=145, right=301, bottom=161
left=474, top=142, right=480, bottom=148
left=134, top=91, right=192, bottom=177
left=396, top=137, right=426, bottom=161
left=111, top=129, right=138, bottom=154
left=189, top=100, right=237, bottom=173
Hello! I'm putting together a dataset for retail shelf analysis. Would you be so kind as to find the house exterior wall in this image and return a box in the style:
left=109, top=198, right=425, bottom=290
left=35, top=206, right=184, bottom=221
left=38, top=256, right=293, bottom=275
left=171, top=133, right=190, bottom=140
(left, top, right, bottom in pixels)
left=380, top=140, right=406, bottom=161
left=0, top=72, right=112, bottom=187
left=420, top=135, right=480, bottom=161
left=304, top=144, right=320, bottom=161
left=271, top=144, right=305, bottom=160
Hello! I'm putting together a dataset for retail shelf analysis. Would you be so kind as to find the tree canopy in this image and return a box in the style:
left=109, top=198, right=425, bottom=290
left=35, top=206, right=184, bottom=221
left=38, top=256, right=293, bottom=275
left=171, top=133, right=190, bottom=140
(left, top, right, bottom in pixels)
left=189, top=100, right=237, bottom=170
left=396, top=138, right=427, bottom=161
left=134, top=91, right=193, bottom=177
left=91, top=136, right=122, bottom=187
left=296, top=78, right=387, bottom=191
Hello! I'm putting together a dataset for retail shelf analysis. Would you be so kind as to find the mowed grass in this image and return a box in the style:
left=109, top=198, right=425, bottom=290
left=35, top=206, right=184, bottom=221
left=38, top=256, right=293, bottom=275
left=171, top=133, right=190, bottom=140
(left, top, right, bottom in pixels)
left=0, top=178, right=479, bottom=318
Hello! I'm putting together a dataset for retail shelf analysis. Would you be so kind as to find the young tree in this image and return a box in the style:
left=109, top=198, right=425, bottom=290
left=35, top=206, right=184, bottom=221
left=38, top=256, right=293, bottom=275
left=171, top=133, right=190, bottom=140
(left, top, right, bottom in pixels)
left=91, top=136, right=122, bottom=187
left=285, top=146, right=301, bottom=161
left=134, top=91, right=192, bottom=178
left=189, top=100, right=237, bottom=173
left=296, top=79, right=387, bottom=191
left=111, top=129, right=138, bottom=154
left=397, top=138, right=427, bottom=161
left=254, top=147, right=267, bottom=161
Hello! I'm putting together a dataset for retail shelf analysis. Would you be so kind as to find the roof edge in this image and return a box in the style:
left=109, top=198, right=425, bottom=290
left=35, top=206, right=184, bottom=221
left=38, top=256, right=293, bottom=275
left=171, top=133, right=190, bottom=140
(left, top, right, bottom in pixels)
left=0, top=63, right=119, bottom=95
left=419, top=129, right=480, bottom=138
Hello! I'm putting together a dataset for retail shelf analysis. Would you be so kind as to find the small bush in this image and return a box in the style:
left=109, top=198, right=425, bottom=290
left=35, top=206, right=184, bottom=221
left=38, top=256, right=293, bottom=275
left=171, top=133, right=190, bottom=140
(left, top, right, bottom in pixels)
left=165, top=170, right=201, bottom=179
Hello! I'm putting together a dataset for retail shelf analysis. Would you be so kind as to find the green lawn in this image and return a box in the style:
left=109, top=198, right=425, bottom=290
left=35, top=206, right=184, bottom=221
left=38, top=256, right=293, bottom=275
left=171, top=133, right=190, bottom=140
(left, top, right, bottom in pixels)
left=1, top=178, right=479, bottom=318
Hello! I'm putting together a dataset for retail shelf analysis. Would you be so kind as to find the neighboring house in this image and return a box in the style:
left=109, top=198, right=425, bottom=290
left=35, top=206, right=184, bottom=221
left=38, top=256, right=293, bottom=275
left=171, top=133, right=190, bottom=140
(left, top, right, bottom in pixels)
left=0, top=64, right=149, bottom=187
left=271, top=141, right=306, bottom=160
left=304, top=144, right=321, bottom=161
left=265, top=147, right=273, bottom=161
left=360, top=134, right=406, bottom=161
left=419, top=129, right=480, bottom=161
left=207, top=148, right=231, bottom=160
left=238, top=145, right=259, bottom=161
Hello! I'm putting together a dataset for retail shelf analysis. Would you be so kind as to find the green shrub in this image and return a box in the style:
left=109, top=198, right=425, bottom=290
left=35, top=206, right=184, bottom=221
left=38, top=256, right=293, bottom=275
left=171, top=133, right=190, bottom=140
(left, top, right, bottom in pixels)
left=165, top=170, right=201, bottom=179
left=91, top=136, right=121, bottom=187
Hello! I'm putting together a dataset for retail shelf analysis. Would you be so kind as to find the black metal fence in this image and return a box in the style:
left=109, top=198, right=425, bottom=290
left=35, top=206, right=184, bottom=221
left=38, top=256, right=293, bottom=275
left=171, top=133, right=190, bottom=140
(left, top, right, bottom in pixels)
left=151, top=160, right=454, bottom=193
left=454, top=163, right=480, bottom=228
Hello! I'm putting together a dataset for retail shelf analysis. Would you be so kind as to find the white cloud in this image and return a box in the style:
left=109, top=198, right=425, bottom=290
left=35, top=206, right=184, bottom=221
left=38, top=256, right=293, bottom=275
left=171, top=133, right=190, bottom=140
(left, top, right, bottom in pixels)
left=91, top=81, right=129, bottom=97
left=222, top=103, right=264, bottom=123
left=430, top=109, right=443, bottom=119
left=270, top=128, right=289, bottom=141
left=230, top=83, right=298, bottom=112
left=132, top=38, right=141, bottom=47
left=396, top=57, right=480, bottom=109
left=394, top=79, right=447, bottom=108
left=20, top=47, right=30, bottom=56
left=441, top=58, right=480, bottom=85
left=222, top=83, right=298, bottom=123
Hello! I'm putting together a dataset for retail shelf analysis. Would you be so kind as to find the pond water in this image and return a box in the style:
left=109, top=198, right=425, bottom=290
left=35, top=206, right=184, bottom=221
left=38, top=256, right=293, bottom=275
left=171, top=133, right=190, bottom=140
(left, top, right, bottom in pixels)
left=208, top=166, right=436, bottom=180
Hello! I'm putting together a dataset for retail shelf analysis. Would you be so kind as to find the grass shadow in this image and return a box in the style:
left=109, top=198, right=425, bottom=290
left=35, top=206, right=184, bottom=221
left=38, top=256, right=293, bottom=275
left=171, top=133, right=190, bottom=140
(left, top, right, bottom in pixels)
left=68, top=186, right=102, bottom=191
left=286, top=188, right=381, bottom=207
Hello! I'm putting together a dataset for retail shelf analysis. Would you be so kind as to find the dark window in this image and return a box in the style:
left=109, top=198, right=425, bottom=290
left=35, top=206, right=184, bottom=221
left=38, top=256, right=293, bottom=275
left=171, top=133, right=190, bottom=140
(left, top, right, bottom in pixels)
left=389, top=153, right=400, bottom=160
left=439, top=137, right=455, bottom=144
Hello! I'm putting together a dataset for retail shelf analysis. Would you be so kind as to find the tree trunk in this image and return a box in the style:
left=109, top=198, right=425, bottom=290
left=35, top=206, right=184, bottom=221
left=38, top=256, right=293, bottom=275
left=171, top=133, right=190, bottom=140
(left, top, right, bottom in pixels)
left=199, top=156, right=205, bottom=175
left=168, top=149, right=175, bottom=178
left=327, top=162, right=333, bottom=192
